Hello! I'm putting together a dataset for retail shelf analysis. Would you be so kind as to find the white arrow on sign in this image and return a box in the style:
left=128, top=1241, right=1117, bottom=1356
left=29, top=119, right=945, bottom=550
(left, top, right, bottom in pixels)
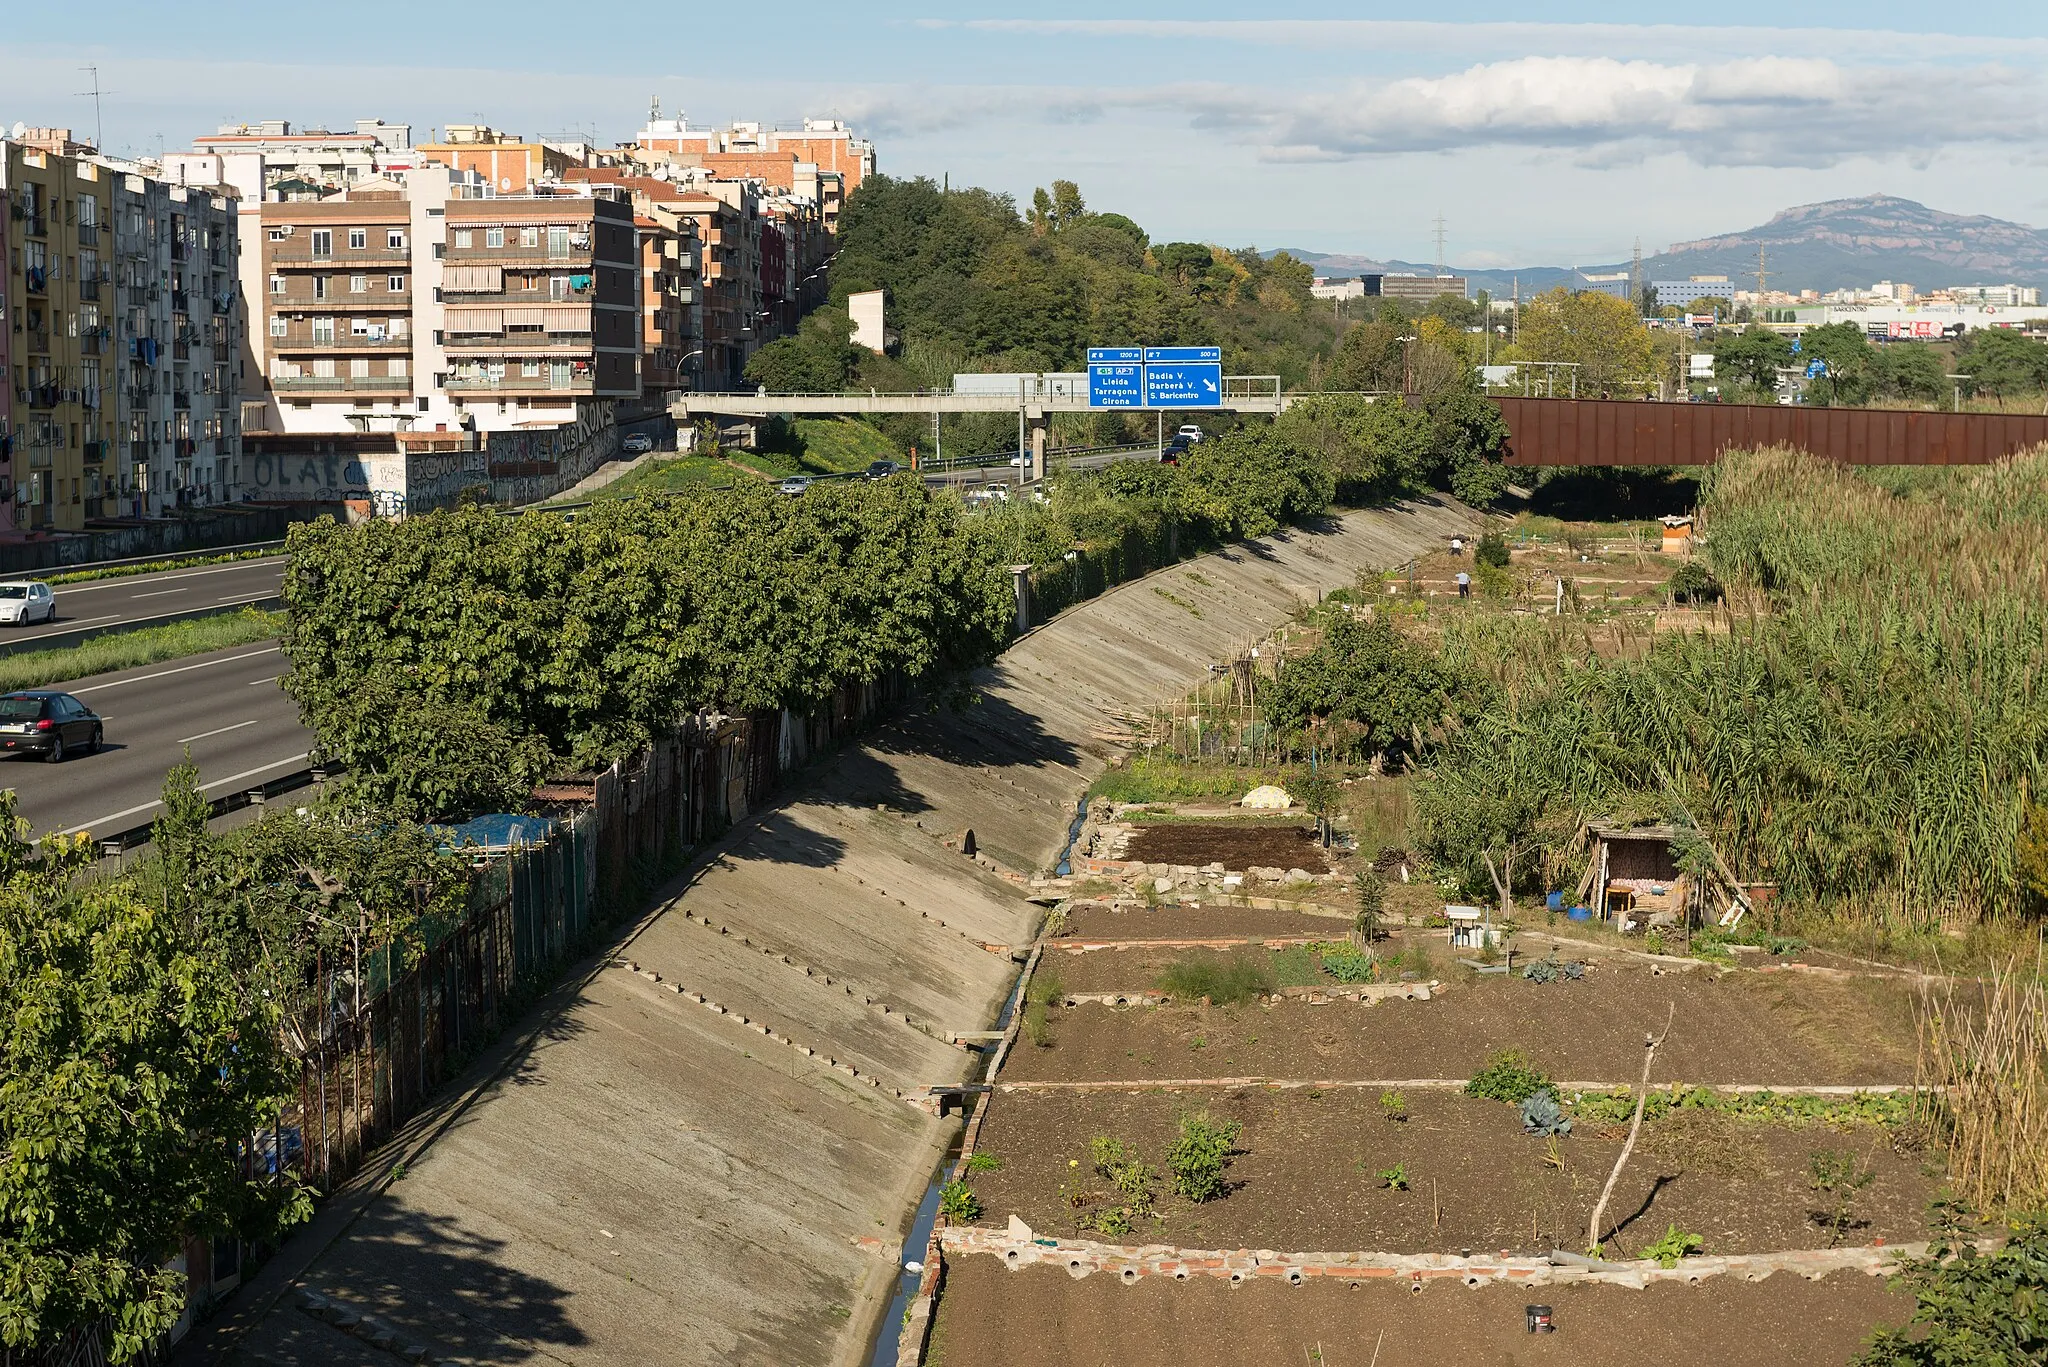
left=1201, top=376, right=1218, bottom=396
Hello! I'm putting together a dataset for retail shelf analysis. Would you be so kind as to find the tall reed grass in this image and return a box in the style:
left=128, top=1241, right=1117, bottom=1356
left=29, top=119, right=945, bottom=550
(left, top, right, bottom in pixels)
left=1915, top=961, right=2048, bottom=1215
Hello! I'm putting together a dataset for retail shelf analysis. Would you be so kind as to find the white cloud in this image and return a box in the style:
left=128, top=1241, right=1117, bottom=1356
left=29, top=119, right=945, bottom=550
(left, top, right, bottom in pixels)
left=1252, top=56, right=2048, bottom=168
left=935, top=18, right=2048, bottom=65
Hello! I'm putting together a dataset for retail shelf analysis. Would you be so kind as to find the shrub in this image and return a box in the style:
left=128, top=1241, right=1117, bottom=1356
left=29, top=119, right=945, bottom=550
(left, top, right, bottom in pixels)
left=1380, top=1089, right=1408, bottom=1123
left=1475, top=530, right=1511, bottom=568
left=938, top=1180, right=981, bottom=1224
left=1091, top=1137, right=1156, bottom=1213
left=1318, top=941, right=1377, bottom=984
left=1167, top=1112, right=1244, bottom=1203
left=1856, top=1204, right=2048, bottom=1366
left=1354, top=870, right=1386, bottom=943
left=1156, top=950, right=1275, bottom=1005
left=1641, top=1224, right=1705, bottom=1268
left=1377, top=1162, right=1410, bottom=1191
left=1809, top=1148, right=1876, bottom=1247
left=1023, top=968, right=1064, bottom=1047
left=1519, top=1088, right=1573, bottom=1137
left=1522, top=956, right=1586, bottom=984
left=1467, top=1049, right=1551, bottom=1104
left=964, top=1152, right=1003, bottom=1175
left=1666, top=561, right=1722, bottom=603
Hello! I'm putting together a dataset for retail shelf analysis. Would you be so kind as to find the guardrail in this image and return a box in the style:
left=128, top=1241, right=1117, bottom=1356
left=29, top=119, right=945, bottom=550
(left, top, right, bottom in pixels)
left=95, top=762, right=334, bottom=857
left=46, top=539, right=287, bottom=577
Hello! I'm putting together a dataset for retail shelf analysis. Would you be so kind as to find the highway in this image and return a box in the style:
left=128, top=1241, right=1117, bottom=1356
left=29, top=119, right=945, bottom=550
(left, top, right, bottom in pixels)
left=1, top=556, right=287, bottom=647
left=3, top=642, right=310, bottom=838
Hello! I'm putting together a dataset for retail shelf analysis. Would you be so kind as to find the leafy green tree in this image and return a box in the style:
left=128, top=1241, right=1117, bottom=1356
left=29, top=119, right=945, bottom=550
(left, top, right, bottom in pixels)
left=1799, top=322, right=1873, bottom=406
left=1177, top=427, right=1334, bottom=538
left=744, top=309, right=862, bottom=392
left=1958, top=329, right=2048, bottom=397
left=1712, top=326, right=1795, bottom=391
left=0, top=792, right=310, bottom=1359
left=1263, top=614, right=1459, bottom=762
left=1332, top=321, right=1407, bottom=393
left=1272, top=392, right=1432, bottom=500
left=1512, top=287, right=1659, bottom=395
left=1869, top=342, right=1948, bottom=404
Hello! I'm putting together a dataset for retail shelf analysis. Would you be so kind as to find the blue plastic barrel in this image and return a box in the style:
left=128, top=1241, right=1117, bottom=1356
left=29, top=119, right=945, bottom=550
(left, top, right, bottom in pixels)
left=1546, top=891, right=1565, bottom=911
left=1566, top=906, right=1593, bottom=922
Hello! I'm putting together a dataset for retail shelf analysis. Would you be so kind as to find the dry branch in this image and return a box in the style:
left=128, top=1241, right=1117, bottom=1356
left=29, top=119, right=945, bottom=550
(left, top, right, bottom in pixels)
left=1587, top=1002, right=1675, bottom=1254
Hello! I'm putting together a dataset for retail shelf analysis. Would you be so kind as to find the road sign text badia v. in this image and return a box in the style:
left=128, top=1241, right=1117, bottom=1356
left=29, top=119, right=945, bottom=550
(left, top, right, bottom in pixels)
left=1144, top=362, right=1222, bottom=408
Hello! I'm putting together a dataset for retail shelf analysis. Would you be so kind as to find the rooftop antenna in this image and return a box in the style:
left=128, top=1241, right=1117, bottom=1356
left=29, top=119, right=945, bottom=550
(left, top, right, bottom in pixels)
left=75, top=65, right=111, bottom=150
left=1433, top=211, right=1447, bottom=276
left=649, top=95, right=662, bottom=124
left=1631, top=236, right=1643, bottom=311
left=1755, top=243, right=1770, bottom=301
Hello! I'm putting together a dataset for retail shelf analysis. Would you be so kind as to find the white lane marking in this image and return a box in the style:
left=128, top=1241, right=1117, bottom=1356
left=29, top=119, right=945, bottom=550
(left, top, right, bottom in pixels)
left=18, top=613, right=124, bottom=635
left=60, top=751, right=311, bottom=835
left=247, top=674, right=282, bottom=686
left=57, top=558, right=287, bottom=595
left=128, top=588, right=189, bottom=599
left=177, top=719, right=259, bottom=744
left=214, top=591, right=281, bottom=605
left=70, top=647, right=283, bottom=694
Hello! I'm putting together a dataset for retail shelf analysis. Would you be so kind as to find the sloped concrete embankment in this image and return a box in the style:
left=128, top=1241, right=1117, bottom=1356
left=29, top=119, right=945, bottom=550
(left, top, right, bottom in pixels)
left=222, top=499, right=1477, bottom=1367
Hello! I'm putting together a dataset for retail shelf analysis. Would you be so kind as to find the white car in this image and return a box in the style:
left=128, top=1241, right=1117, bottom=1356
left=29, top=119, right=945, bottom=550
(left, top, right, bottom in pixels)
left=1176, top=424, right=1206, bottom=444
left=0, top=582, right=55, bottom=626
left=621, top=433, right=655, bottom=454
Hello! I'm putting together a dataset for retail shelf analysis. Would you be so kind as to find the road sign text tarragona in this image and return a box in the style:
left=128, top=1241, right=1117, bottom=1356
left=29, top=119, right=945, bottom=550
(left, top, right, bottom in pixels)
left=1087, top=347, right=1223, bottom=409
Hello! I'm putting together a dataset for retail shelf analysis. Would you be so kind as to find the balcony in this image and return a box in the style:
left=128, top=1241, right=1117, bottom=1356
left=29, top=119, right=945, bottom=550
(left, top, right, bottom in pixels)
left=25, top=329, right=51, bottom=354
left=270, top=245, right=409, bottom=266
left=444, top=242, right=592, bottom=269
left=270, top=375, right=412, bottom=395
left=172, top=291, right=190, bottom=314
left=25, top=267, right=48, bottom=295
left=445, top=373, right=593, bottom=396
left=267, top=292, right=404, bottom=311
left=78, top=222, right=99, bottom=247
left=80, top=279, right=101, bottom=301
left=171, top=240, right=187, bottom=261
left=174, top=391, right=191, bottom=410
left=443, top=332, right=590, bottom=352
left=273, top=334, right=413, bottom=352
left=20, top=213, right=47, bottom=238
left=83, top=439, right=108, bottom=464
left=130, top=440, right=150, bottom=464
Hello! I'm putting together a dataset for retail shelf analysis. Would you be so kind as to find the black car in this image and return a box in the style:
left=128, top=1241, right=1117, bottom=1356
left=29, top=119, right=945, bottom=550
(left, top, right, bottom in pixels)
left=0, top=690, right=103, bottom=762
left=866, top=459, right=904, bottom=480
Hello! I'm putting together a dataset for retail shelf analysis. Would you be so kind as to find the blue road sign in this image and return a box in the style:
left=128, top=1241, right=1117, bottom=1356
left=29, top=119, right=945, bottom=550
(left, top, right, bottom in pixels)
left=1144, top=346, right=1222, bottom=363
left=1087, top=347, right=1144, bottom=364
left=1145, top=362, right=1224, bottom=408
left=1088, top=363, right=1145, bottom=408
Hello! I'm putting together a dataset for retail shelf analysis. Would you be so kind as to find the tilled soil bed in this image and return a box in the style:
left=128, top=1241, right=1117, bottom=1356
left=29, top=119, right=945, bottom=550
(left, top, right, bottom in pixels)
left=1001, top=966, right=1922, bottom=1087
left=960, top=1089, right=1934, bottom=1256
left=1056, top=902, right=1347, bottom=943
left=1122, top=821, right=1331, bottom=871
left=924, top=1256, right=1910, bottom=1367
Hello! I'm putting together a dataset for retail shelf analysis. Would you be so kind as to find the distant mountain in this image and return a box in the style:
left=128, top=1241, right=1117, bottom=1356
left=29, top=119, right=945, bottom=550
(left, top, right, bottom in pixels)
left=1642, top=196, right=2048, bottom=294
left=1276, top=195, right=2048, bottom=298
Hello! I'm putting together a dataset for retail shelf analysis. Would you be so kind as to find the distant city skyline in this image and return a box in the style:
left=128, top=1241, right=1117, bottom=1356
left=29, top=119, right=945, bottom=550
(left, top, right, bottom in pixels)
left=8, top=3, right=2048, bottom=266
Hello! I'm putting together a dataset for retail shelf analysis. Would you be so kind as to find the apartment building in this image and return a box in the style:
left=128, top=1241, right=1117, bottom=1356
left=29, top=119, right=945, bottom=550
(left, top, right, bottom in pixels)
left=99, top=164, right=242, bottom=515
left=184, top=120, right=418, bottom=195
left=4, top=134, right=116, bottom=531
left=254, top=168, right=640, bottom=435
left=634, top=206, right=701, bottom=397
left=416, top=126, right=576, bottom=196
left=635, top=116, right=870, bottom=233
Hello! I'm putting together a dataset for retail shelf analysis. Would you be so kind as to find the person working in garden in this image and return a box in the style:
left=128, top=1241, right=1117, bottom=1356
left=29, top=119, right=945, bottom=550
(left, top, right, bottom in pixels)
left=1456, top=570, right=1471, bottom=599
left=1450, top=536, right=1464, bottom=556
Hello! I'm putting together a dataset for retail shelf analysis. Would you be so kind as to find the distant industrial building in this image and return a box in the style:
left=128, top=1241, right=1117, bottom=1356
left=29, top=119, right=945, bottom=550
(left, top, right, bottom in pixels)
left=1309, top=277, right=1366, bottom=301
left=1362, top=274, right=1467, bottom=301
left=1574, top=271, right=1633, bottom=300
left=1650, top=276, right=1735, bottom=309
left=1946, top=283, right=2040, bottom=307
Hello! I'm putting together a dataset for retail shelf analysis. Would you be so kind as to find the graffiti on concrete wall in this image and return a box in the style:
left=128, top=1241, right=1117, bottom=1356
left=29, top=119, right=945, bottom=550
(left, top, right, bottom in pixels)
left=247, top=452, right=374, bottom=502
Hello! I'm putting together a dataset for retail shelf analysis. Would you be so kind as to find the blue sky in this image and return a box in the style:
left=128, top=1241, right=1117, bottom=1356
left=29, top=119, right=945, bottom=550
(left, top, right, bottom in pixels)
left=8, top=3, right=2048, bottom=269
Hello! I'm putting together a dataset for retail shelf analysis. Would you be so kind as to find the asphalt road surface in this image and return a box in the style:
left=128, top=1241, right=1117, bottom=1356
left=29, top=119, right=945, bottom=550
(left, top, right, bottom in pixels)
left=3, top=641, right=311, bottom=838
left=0, top=556, right=286, bottom=646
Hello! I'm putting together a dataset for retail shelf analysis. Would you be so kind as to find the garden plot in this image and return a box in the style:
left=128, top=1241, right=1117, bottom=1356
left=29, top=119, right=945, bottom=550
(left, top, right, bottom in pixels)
left=999, top=963, right=1923, bottom=1088
left=1056, top=901, right=1347, bottom=943
left=1121, top=819, right=1331, bottom=874
left=958, top=1088, right=1934, bottom=1258
left=924, top=1258, right=1912, bottom=1367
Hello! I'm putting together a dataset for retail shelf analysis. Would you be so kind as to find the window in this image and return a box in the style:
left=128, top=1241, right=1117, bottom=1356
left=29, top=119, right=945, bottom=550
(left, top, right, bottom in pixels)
left=269, top=316, right=287, bottom=338
left=521, top=360, right=541, bottom=377
left=311, top=317, right=334, bottom=342
left=387, top=274, right=405, bottom=293
left=389, top=357, right=409, bottom=378
left=387, top=229, right=406, bottom=249
left=310, top=229, right=332, bottom=257
left=350, top=275, right=368, bottom=294
left=350, top=318, right=371, bottom=336
left=348, top=228, right=367, bottom=250
left=453, top=229, right=473, bottom=249
left=350, top=358, right=370, bottom=378
left=485, top=227, right=505, bottom=249
left=311, top=358, right=336, bottom=379
left=268, top=275, right=286, bottom=295
left=547, top=225, right=569, bottom=257
left=267, top=227, right=289, bottom=242
left=390, top=316, right=409, bottom=338
left=520, top=226, right=538, bottom=248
